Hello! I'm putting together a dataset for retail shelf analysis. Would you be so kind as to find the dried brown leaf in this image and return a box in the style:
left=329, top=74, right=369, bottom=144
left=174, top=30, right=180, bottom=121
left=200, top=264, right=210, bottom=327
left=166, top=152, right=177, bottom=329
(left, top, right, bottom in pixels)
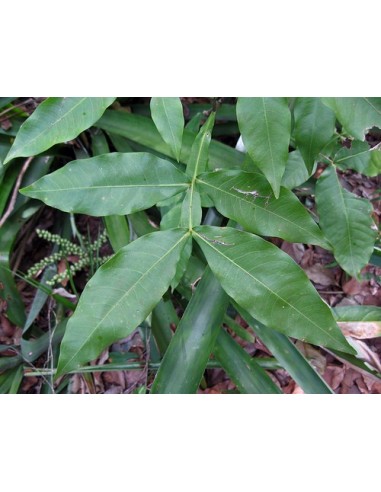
left=338, top=321, right=381, bottom=339
left=304, top=264, right=337, bottom=287
left=281, top=242, right=305, bottom=264
left=295, top=341, right=327, bottom=374
left=343, top=277, right=367, bottom=296
left=350, top=339, right=381, bottom=372
left=323, top=364, right=345, bottom=391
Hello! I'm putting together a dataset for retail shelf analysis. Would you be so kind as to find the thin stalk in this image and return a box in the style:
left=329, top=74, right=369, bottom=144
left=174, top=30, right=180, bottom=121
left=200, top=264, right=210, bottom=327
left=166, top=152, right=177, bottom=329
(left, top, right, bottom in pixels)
left=24, top=357, right=282, bottom=377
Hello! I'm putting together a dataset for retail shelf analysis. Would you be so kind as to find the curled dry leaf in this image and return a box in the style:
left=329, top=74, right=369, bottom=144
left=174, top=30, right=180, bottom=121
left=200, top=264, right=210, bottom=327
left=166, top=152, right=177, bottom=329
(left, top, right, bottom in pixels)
left=281, top=241, right=305, bottom=264
left=323, top=364, right=345, bottom=391
left=350, top=339, right=381, bottom=372
left=342, top=277, right=367, bottom=296
left=304, top=264, right=337, bottom=287
left=338, top=321, right=381, bottom=339
left=295, top=341, right=327, bottom=375
left=283, top=380, right=305, bottom=394
left=0, top=315, right=15, bottom=337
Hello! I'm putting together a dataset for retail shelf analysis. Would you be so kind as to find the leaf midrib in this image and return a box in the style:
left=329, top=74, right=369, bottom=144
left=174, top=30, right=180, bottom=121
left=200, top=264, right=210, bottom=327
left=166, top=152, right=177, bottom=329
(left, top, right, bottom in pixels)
left=58, top=232, right=189, bottom=374
left=194, top=230, right=340, bottom=345
left=335, top=148, right=370, bottom=164
left=161, top=99, right=180, bottom=158
left=9, top=97, right=87, bottom=158
left=262, top=98, right=276, bottom=184
left=363, top=97, right=381, bottom=117
left=27, top=183, right=189, bottom=193
left=197, top=176, right=325, bottom=244
left=332, top=169, right=356, bottom=274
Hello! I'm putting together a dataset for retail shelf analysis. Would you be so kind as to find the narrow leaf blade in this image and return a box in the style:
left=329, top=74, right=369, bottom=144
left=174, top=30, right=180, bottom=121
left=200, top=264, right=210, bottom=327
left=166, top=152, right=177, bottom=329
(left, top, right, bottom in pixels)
left=294, top=97, right=336, bottom=173
left=193, top=226, right=354, bottom=353
left=4, top=97, right=116, bottom=163
left=315, top=165, right=377, bottom=277
left=96, top=110, right=245, bottom=169
left=180, top=187, right=202, bottom=229
left=237, top=97, right=291, bottom=198
left=21, top=152, right=189, bottom=216
left=56, top=229, right=190, bottom=377
left=150, top=267, right=229, bottom=393
left=235, top=305, right=333, bottom=394
left=185, top=112, right=216, bottom=177
left=281, top=149, right=310, bottom=189
left=150, top=97, right=184, bottom=161
left=214, top=329, right=282, bottom=394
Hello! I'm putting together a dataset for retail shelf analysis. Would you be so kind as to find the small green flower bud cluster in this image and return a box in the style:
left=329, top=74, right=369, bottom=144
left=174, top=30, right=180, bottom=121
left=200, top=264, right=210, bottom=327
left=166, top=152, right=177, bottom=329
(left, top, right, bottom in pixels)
left=26, top=228, right=110, bottom=287
left=35, top=229, right=83, bottom=255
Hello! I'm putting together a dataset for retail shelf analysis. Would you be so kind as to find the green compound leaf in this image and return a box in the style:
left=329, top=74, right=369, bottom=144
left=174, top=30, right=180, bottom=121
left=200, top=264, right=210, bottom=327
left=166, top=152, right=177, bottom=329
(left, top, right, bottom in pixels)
left=294, top=97, right=336, bottom=173
left=4, top=97, right=116, bottom=164
left=150, top=97, right=184, bottom=162
left=322, top=97, right=381, bottom=140
left=196, top=170, right=329, bottom=248
left=237, top=97, right=291, bottom=198
left=315, top=165, right=377, bottom=278
left=21, top=152, right=190, bottom=216
left=56, top=229, right=190, bottom=377
left=193, top=226, right=354, bottom=354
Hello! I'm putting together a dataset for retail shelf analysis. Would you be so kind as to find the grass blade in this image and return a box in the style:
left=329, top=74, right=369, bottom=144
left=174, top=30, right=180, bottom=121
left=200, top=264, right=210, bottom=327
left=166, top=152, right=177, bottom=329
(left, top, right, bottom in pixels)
left=214, top=329, right=282, bottom=393
left=236, top=305, right=333, bottom=394
left=150, top=267, right=229, bottom=393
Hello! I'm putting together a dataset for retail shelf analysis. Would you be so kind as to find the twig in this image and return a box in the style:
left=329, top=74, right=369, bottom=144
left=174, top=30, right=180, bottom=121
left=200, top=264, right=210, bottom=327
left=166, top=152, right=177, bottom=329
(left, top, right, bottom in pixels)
left=0, top=98, right=34, bottom=121
left=0, top=156, right=33, bottom=228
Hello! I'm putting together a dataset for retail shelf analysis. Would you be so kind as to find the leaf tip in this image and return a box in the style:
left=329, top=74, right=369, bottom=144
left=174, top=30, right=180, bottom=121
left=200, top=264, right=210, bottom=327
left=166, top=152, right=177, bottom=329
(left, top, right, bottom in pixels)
left=19, top=186, right=30, bottom=197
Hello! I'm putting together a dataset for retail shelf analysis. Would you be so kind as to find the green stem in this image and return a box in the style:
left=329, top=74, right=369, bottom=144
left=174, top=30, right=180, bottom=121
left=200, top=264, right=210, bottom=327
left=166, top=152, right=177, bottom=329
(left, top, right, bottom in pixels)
left=24, top=357, right=282, bottom=377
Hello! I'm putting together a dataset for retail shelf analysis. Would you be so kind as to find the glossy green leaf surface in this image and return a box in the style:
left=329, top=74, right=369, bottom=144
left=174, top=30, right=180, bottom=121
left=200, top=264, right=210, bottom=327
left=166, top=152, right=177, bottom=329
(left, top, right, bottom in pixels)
left=333, top=305, right=381, bottom=321
left=56, top=229, right=190, bottom=376
left=236, top=97, right=291, bottom=198
left=151, top=267, right=229, bottom=393
left=180, top=188, right=202, bottom=229
left=150, top=97, right=184, bottom=161
left=160, top=201, right=183, bottom=230
left=4, top=97, right=115, bottom=164
left=236, top=305, right=333, bottom=393
left=96, top=110, right=245, bottom=169
left=185, top=112, right=203, bottom=133
left=21, top=152, right=189, bottom=216
left=104, top=215, right=130, bottom=251
left=294, top=97, right=336, bottom=172
left=334, top=140, right=381, bottom=177
left=151, top=299, right=179, bottom=355
left=315, top=165, right=377, bottom=278
left=170, top=235, right=192, bottom=291
left=185, top=112, right=215, bottom=177
left=322, top=97, right=381, bottom=140
left=281, top=149, right=310, bottom=189
left=196, top=170, right=329, bottom=247
left=214, top=329, right=282, bottom=394
left=193, top=226, right=354, bottom=353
